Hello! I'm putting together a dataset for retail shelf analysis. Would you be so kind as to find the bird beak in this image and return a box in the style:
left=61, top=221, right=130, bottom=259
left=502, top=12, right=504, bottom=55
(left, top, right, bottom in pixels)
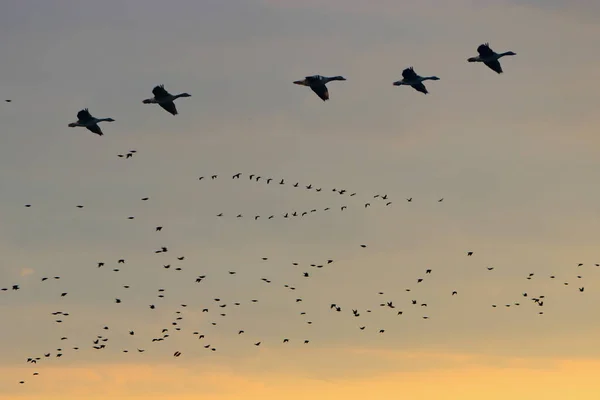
left=293, top=80, right=305, bottom=85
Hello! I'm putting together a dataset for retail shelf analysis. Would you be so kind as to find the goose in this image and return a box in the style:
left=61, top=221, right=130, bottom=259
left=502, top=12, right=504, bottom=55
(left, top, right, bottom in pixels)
left=68, top=109, right=114, bottom=136
left=143, top=85, right=191, bottom=115
left=468, top=43, right=516, bottom=74
left=393, top=67, right=440, bottom=94
left=293, top=75, right=346, bottom=101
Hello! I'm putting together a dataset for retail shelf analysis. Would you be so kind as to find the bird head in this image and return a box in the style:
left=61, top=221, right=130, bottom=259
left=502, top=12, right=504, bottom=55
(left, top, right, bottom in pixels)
left=105, top=118, right=115, bottom=122
left=293, top=79, right=307, bottom=86
left=68, top=123, right=77, bottom=127
left=179, top=93, right=192, bottom=98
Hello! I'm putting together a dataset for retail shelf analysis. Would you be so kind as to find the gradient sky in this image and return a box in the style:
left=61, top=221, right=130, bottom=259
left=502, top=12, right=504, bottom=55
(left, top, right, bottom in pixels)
left=1, top=0, right=600, bottom=399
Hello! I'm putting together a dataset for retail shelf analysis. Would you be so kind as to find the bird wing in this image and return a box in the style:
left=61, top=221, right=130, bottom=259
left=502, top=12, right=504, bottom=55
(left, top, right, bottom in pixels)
left=402, top=67, right=417, bottom=80
left=411, top=82, right=428, bottom=94
left=159, top=101, right=178, bottom=115
left=310, top=83, right=329, bottom=101
left=152, top=85, right=171, bottom=99
left=86, top=124, right=103, bottom=136
left=484, top=59, right=503, bottom=74
left=77, top=109, right=93, bottom=122
left=477, top=43, right=494, bottom=57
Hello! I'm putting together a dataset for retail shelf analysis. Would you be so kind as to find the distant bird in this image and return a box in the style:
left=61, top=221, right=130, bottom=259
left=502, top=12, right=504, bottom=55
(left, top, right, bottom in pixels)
left=393, top=67, right=440, bottom=94
left=293, top=75, right=346, bottom=101
left=68, top=109, right=114, bottom=136
left=143, top=85, right=191, bottom=115
left=468, top=43, right=516, bottom=74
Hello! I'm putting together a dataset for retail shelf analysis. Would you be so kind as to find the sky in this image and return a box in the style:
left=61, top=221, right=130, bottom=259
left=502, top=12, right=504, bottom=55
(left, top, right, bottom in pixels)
left=1, top=0, right=600, bottom=399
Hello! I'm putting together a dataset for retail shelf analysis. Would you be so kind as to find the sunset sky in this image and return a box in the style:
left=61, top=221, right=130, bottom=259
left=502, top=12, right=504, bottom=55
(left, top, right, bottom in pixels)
left=1, top=0, right=600, bottom=399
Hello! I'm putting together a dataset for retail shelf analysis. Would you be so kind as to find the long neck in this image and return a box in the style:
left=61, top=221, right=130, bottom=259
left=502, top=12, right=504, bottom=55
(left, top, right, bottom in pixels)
left=422, top=76, right=438, bottom=81
left=96, top=118, right=111, bottom=122
left=324, top=76, right=343, bottom=83
left=173, top=93, right=185, bottom=100
left=498, top=51, right=514, bottom=58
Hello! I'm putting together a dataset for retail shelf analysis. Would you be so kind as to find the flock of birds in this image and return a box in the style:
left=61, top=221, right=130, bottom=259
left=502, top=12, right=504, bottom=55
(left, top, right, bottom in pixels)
left=1, top=40, right=589, bottom=389
left=65, top=43, right=516, bottom=137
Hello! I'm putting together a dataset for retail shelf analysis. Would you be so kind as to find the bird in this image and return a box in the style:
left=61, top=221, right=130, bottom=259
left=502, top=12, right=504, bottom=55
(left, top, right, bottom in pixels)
left=143, top=85, right=191, bottom=115
left=293, top=75, right=346, bottom=101
left=68, top=109, right=115, bottom=136
left=468, top=43, right=516, bottom=74
left=393, top=67, right=440, bottom=94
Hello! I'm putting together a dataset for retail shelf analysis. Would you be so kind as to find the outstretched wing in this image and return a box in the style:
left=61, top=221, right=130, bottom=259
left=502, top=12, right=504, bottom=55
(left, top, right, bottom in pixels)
left=152, top=85, right=171, bottom=99
left=402, top=67, right=417, bottom=80
left=411, top=83, right=428, bottom=94
left=86, top=124, right=103, bottom=136
left=477, top=43, right=494, bottom=57
left=77, top=108, right=93, bottom=122
left=159, top=101, right=178, bottom=115
left=484, top=60, right=503, bottom=74
left=310, top=82, right=329, bottom=101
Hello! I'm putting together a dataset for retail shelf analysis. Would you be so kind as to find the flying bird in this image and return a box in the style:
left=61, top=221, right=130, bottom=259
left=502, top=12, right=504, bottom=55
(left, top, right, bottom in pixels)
left=143, top=85, right=191, bottom=115
left=68, top=109, right=115, bottom=136
left=468, top=43, right=516, bottom=74
left=393, top=67, right=440, bottom=94
left=293, top=75, right=346, bottom=101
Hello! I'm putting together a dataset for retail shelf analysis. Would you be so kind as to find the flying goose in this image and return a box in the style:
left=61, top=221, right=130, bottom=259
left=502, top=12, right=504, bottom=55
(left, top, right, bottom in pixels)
left=393, top=67, right=440, bottom=94
left=143, top=85, right=191, bottom=115
left=293, top=75, right=346, bottom=101
left=468, top=43, right=516, bottom=74
left=68, top=109, right=114, bottom=136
